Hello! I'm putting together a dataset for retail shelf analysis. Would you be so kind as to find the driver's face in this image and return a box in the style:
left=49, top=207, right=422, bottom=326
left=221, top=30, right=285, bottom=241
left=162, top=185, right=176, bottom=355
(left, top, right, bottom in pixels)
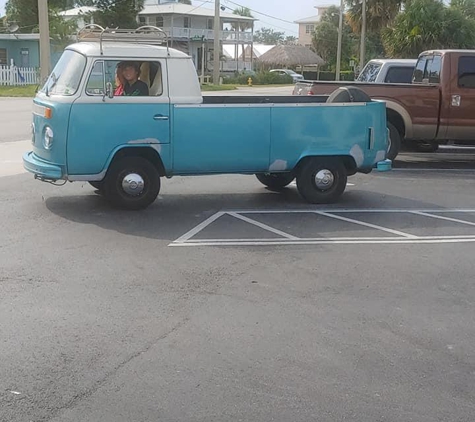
left=122, top=66, right=138, bottom=81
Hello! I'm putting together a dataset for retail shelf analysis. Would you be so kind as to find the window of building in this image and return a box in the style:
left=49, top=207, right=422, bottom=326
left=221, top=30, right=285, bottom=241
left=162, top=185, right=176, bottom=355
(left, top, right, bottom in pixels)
left=458, top=56, right=475, bottom=88
left=149, top=16, right=164, bottom=27
left=305, top=24, right=315, bottom=34
left=184, top=17, right=191, bottom=28
left=138, top=16, right=146, bottom=25
left=0, top=48, right=7, bottom=65
left=207, top=18, right=213, bottom=30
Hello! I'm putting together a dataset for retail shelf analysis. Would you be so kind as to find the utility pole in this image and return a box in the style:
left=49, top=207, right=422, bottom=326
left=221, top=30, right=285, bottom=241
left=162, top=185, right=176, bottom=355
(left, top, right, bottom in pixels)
left=360, top=0, right=366, bottom=71
left=335, top=0, right=344, bottom=81
left=38, top=0, right=51, bottom=82
left=213, top=0, right=221, bottom=85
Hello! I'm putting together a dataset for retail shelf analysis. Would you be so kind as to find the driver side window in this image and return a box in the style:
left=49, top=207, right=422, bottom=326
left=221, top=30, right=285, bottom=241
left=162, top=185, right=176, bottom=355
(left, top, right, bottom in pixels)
left=85, top=60, right=163, bottom=97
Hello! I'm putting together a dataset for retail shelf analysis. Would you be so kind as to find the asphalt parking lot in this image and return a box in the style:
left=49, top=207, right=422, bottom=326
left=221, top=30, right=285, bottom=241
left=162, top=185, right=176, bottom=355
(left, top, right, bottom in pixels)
left=1, top=91, right=475, bottom=421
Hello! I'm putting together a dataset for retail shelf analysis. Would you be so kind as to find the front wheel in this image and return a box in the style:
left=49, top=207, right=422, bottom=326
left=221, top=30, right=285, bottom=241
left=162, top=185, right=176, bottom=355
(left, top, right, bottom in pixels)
left=255, top=172, right=294, bottom=190
left=296, top=158, right=347, bottom=204
left=103, top=156, right=160, bottom=210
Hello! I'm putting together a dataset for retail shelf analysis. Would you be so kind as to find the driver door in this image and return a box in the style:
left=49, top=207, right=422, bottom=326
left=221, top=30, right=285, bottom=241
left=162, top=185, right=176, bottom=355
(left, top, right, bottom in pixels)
left=67, top=58, right=170, bottom=176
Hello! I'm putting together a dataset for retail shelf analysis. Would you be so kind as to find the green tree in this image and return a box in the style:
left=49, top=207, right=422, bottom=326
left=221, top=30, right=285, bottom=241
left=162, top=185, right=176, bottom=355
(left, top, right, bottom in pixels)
left=383, top=0, right=475, bottom=58
left=283, top=35, right=298, bottom=45
left=313, top=6, right=355, bottom=70
left=5, top=0, right=76, bottom=48
left=253, top=27, right=285, bottom=44
left=345, top=0, right=403, bottom=34
left=93, top=0, right=144, bottom=29
left=451, top=0, right=475, bottom=19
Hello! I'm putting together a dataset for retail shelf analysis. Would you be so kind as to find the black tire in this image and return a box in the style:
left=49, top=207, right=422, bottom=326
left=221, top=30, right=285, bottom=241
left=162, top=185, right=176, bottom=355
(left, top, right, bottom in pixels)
left=296, top=158, right=347, bottom=204
left=103, top=156, right=160, bottom=210
left=415, top=140, right=439, bottom=153
left=256, top=172, right=294, bottom=190
left=88, top=181, right=104, bottom=190
left=387, top=122, right=401, bottom=161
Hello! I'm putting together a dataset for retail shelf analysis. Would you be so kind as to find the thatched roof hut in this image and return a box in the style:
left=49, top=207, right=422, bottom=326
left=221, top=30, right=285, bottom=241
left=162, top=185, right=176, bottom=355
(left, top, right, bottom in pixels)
left=258, top=45, right=325, bottom=68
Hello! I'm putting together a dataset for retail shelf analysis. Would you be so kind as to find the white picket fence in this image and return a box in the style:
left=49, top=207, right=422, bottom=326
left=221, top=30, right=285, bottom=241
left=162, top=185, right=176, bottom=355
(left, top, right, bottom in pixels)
left=0, top=65, right=40, bottom=86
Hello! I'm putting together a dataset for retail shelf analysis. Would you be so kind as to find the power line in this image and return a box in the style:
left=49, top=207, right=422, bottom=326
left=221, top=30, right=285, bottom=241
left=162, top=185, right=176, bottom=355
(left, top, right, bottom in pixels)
left=219, top=4, right=299, bottom=35
left=223, top=0, right=297, bottom=26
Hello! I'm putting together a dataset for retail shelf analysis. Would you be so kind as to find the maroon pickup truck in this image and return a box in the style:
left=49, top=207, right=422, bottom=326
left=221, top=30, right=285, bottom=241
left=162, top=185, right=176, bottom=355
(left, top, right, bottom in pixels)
left=293, top=50, right=475, bottom=159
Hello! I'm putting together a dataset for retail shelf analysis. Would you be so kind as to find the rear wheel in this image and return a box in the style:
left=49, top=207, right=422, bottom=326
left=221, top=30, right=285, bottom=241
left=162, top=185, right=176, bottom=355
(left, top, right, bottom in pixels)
left=103, top=156, right=160, bottom=210
left=296, top=158, right=347, bottom=204
left=255, top=172, right=294, bottom=190
left=387, top=122, right=401, bottom=161
left=415, top=140, right=439, bottom=153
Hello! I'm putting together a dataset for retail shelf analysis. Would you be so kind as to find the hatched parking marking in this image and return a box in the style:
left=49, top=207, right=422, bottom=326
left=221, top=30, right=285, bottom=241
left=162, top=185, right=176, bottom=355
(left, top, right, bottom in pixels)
left=170, top=209, right=475, bottom=247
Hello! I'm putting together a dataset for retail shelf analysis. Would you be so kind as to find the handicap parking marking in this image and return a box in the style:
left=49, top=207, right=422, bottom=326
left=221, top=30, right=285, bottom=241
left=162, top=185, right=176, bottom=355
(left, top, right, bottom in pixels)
left=170, top=209, right=475, bottom=247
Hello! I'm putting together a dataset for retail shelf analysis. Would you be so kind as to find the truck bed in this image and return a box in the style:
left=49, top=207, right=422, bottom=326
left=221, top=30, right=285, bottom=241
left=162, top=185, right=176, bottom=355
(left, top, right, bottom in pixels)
left=202, top=95, right=328, bottom=104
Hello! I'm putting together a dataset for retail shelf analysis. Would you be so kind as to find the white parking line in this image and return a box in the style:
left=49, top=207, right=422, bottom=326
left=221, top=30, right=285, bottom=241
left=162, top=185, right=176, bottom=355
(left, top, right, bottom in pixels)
left=314, top=211, right=417, bottom=239
left=411, top=211, right=475, bottom=227
left=227, top=212, right=299, bottom=240
left=170, top=209, right=475, bottom=247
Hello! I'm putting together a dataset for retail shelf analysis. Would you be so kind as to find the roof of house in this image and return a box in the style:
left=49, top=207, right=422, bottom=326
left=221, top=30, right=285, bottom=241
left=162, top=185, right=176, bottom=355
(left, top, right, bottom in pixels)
left=259, top=44, right=325, bottom=66
left=58, top=6, right=98, bottom=17
left=222, top=44, right=274, bottom=59
left=139, top=3, right=256, bottom=21
left=0, top=34, right=40, bottom=41
left=294, top=15, right=322, bottom=24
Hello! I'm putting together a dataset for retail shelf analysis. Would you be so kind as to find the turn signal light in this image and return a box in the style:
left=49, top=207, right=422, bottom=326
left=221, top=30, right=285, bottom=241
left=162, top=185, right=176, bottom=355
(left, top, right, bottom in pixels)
left=44, top=108, right=52, bottom=119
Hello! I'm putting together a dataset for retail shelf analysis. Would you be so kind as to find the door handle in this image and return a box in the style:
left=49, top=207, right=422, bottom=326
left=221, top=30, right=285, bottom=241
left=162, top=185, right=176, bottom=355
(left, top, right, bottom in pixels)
left=153, top=114, right=169, bottom=121
left=451, top=95, right=461, bottom=107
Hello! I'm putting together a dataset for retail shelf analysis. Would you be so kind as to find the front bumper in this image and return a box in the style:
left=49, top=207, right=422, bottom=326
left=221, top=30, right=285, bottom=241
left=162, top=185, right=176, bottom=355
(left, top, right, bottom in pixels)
left=23, top=151, right=64, bottom=181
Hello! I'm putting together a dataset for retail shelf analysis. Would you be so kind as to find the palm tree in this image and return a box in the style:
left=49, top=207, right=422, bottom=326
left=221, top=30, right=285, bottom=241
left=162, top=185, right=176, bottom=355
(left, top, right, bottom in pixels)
left=232, top=7, right=253, bottom=67
left=345, top=0, right=403, bottom=34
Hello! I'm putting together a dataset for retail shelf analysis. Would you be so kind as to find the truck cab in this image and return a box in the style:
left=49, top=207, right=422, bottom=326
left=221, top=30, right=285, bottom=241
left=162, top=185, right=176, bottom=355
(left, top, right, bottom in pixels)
left=24, top=25, right=390, bottom=210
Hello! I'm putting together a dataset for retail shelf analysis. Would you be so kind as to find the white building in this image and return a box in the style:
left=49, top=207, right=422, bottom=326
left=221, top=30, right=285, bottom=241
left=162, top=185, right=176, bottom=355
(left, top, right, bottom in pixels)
left=294, top=6, right=329, bottom=47
left=139, top=0, right=256, bottom=72
left=58, top=6, right=98, bottom=30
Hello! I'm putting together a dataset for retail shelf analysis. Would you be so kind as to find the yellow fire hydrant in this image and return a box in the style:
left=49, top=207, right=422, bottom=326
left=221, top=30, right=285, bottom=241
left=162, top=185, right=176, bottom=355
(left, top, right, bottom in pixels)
left=247, top=77, right=253, bottom=86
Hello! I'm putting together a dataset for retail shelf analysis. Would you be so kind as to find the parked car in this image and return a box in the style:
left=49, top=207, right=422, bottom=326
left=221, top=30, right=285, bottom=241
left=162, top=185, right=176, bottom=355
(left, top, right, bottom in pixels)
left=356, top=59, right=417, bottom=84
left=270, top=69, right=304, bottom=82
left=23, top=25, right=389, bottom=210
left=293, top=50, right=475, bottom=160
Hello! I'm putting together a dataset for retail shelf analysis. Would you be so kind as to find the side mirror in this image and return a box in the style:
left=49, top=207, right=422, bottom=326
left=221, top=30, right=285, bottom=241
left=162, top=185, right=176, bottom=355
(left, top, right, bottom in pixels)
left=105, top=82, right=114, bottom=99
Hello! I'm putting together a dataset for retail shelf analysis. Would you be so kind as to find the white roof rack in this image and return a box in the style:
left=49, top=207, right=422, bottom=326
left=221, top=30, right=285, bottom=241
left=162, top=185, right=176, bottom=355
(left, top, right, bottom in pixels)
left=77, top=24, right=169, bottom=55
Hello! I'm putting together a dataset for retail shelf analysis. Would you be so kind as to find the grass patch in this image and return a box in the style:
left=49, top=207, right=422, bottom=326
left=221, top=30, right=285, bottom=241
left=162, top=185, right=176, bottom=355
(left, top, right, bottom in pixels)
left=201, top=84, right=238, bottom=91
left=0, top=85, right=37, bottom=97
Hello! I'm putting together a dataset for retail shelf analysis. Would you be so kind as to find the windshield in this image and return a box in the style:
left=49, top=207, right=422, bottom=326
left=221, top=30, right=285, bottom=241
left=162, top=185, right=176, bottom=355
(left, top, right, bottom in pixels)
left=41, top=50, right=86, bottom=96
left=357, top=62, right=382, bottom=82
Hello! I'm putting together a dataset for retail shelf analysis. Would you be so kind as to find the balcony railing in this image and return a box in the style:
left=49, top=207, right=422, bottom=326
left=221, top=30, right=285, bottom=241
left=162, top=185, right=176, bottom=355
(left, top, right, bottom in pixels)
left=164, top=27, right=253, bottom=42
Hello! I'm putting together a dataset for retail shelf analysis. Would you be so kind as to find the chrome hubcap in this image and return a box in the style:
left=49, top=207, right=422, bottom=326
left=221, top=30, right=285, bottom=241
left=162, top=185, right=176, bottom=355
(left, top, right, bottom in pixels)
left=314, top=169, right=335, bottom=190
left=121, top=173, right=145, bottom=196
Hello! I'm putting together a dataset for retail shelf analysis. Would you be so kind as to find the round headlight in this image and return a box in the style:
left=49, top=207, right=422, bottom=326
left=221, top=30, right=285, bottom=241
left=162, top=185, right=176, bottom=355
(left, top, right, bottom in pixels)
left=44, top=126, right=54, bottom=150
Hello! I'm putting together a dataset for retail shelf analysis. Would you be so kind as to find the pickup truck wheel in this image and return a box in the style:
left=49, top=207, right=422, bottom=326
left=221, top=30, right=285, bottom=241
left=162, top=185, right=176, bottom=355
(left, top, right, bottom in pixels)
left=256, top=173, right=294, bottom=190
left=415, top=141, right=439, bottom=153
left=296, top=158, right=347, bottom=204
left=103, top=157, right=160, bottom=210
left=387, top=122, right=401, bottom=161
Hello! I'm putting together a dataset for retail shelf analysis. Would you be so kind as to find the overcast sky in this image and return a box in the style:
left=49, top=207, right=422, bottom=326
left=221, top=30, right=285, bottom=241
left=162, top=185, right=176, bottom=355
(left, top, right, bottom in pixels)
left=0, top=0, right=339, bottom=34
